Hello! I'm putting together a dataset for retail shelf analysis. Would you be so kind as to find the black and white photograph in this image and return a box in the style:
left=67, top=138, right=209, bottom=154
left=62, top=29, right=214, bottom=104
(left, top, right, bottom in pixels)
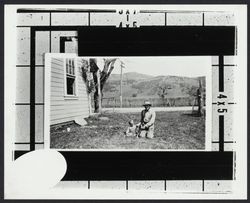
left=45, top=56, right=211, bottom=150
left=3, top=3, right=247, bottom=200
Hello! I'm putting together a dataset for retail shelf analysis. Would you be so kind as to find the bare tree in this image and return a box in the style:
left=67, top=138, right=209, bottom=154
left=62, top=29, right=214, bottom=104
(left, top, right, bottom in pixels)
left=187, top=85, right=198, bottom=97
left=81, top=58, right=117, bottom=113
left=157, top=83, right=171, bottom=106
left=188, top=79, right=203, bottom=116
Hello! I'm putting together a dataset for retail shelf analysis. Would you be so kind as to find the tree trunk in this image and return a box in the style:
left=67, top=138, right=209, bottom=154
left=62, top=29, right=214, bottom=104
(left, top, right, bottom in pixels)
left=94, top=91, right=100, bottom=113
left=93, top=70, right=102, bottom=113
left=89, top=58, right=116, bottom=113
left=88, top=94, right=92, bottom=115
left=197, top=88, right=202, bottom=117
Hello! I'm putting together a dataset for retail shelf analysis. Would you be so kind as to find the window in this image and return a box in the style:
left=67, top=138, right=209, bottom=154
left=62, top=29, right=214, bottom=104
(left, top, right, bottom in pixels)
left=65, top=58, right=76, bottom=96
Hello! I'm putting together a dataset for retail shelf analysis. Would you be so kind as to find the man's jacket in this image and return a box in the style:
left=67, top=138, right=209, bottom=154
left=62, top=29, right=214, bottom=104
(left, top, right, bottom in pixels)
left=140, top=108, right=156, bottom=128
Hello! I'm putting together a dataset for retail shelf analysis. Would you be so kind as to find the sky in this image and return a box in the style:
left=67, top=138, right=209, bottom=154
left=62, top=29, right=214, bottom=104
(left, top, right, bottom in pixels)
left=95, top=56, right=211, bottom=77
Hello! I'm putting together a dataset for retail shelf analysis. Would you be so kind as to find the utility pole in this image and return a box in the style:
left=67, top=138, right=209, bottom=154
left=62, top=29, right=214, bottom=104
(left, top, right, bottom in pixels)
left=97, top=70, right=102, bottom=112
left=120, top=61, right=125, bottom=108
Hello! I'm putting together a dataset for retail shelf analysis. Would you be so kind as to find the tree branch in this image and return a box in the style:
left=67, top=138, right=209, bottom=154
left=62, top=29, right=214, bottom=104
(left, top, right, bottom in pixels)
left=89, top=58, right=99, bottom=73
left=102, top=59, right=111, bottom=74
left=100, top=59, right=117, bottom=90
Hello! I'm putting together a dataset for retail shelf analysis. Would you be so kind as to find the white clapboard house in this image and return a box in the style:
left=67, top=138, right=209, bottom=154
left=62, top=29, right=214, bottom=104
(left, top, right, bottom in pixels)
left=46, top=54, right=91, bottom=126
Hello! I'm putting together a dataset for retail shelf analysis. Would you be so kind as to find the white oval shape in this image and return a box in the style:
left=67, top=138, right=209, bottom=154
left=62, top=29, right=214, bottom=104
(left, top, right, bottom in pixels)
left=9, top=149, right=67, bottom=192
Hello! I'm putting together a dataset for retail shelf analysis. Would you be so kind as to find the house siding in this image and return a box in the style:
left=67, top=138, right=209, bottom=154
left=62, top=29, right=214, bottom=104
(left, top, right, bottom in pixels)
left=50, top=58, right=90, bottom=125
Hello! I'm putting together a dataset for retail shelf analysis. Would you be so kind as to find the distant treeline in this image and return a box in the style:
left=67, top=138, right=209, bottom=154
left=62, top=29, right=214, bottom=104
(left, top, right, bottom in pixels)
left=102, top=97, right=205, bottom=108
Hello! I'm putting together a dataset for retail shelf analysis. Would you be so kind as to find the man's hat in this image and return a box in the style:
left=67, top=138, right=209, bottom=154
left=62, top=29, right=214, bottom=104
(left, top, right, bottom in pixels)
left=143, top=101, right=152, bottom=106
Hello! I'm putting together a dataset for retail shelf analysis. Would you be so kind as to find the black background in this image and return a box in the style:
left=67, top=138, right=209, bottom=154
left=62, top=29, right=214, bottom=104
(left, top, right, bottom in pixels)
left=78, top=26, right=235, bottom=56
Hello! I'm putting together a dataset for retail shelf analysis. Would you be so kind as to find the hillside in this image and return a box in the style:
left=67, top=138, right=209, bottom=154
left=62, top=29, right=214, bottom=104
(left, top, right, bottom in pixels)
left=108, top=72, right=153, bottom=82
left=103, top=72, right=205, bottom=99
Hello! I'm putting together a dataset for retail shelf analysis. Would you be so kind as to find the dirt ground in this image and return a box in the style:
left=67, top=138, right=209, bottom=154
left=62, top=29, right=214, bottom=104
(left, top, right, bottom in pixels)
left=50, top=111, right=205, bottom=150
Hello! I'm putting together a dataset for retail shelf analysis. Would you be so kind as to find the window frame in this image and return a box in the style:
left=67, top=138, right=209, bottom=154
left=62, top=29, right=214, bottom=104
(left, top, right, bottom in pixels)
left=64, top=57, right=78, bottom=99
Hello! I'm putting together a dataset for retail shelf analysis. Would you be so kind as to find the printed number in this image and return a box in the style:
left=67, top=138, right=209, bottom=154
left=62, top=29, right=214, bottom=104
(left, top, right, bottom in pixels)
left=217, top=94, right=227, bottom=99
left=217, top=94, right=227, bottom=113
left=218, top=109, right=228, bottom=113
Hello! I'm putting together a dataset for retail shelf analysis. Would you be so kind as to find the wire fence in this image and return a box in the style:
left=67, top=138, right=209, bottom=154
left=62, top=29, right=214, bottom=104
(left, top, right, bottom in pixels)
left=101, top=97, right=204, bottom=108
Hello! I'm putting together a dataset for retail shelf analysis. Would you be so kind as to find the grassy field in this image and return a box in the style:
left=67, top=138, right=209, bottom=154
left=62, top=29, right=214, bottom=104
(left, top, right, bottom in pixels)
left=50, top=111, right=205, bottom=150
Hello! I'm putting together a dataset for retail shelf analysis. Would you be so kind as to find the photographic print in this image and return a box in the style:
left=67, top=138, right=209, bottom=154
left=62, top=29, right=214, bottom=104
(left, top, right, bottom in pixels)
left=45, top=56, right=211, bottom=150
left=4, top=3, right=247, bottom=200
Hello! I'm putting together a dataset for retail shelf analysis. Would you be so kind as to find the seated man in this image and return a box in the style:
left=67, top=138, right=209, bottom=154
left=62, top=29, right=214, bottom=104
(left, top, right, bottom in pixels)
left=137, top=101, right=156, bottom=139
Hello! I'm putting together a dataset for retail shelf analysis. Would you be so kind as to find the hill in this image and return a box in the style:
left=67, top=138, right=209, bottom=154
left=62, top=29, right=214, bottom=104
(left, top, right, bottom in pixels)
left=103, top=72, right=205, bottom=99
left=108, top=72, right=153, bottom=82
